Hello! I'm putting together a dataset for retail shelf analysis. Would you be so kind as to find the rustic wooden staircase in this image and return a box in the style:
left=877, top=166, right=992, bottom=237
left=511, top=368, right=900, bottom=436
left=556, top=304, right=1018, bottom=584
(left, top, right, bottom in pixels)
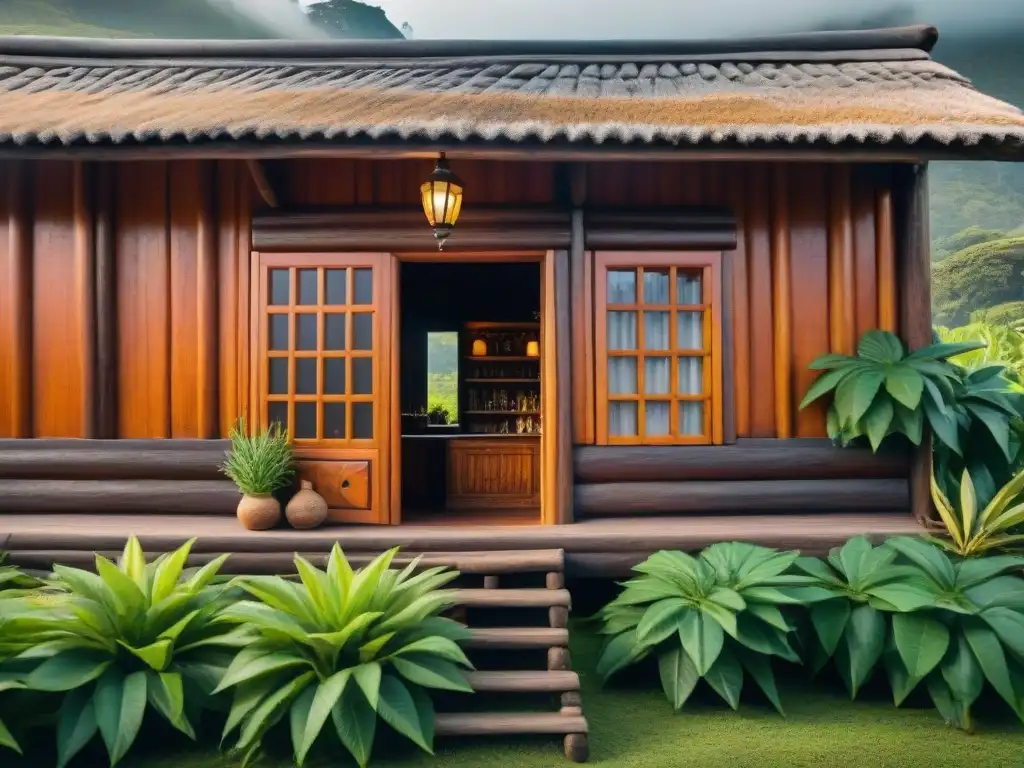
left=12, top=546, right=590, bottom=762
left=439, top=548, right=589, bottom=762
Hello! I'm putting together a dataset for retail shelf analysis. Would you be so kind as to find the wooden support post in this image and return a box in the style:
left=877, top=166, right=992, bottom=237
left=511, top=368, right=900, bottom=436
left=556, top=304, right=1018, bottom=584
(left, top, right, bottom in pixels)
left=894, top=163, right=933, bottom=525
left=5, top=162, right=33, bottom=437
left=564, top=734, right=589, bottom=763
left=546, top=571, right=565, bottom=590
left=483, top=575, right=499, bottom=589
left=549, top=606, right=569, bottom=629
left=554, top=248, right=573, bottom=523
left=548, top=647, right=571, bottom=671
left=561, top=691, right=582, bottom=709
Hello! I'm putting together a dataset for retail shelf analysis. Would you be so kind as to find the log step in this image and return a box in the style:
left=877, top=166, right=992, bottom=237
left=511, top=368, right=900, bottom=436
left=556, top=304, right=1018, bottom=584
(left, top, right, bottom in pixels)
left=455, top=588, right=571, bottom=608
left=466, top=627, right=569, bottom=649
left=435, top=712, right=588, bottom=736
left=465, top=670, right=580, bottom=693
left=8, top=548, right=565, bottom=577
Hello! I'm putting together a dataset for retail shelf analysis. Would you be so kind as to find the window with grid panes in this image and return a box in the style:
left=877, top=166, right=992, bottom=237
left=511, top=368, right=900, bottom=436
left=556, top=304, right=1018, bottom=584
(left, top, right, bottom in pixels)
left=263, top=265, right=377, bottom=443
left=595, top=252, right=722, bottom=445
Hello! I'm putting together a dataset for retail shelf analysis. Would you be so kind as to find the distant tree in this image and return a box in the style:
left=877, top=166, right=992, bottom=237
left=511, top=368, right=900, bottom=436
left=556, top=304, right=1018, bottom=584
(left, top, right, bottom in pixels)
left=306, top=0, right=403, bottom=39
left=933, top=226, right=1007, bottom=262
left=972, top=300, right=1024, bottom=327
left=933, top=235, right=1024, bottom=326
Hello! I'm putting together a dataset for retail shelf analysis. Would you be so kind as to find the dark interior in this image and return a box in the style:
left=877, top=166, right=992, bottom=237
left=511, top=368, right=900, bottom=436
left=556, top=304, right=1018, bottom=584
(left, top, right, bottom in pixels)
left=399, top=261, right=541, bottom=515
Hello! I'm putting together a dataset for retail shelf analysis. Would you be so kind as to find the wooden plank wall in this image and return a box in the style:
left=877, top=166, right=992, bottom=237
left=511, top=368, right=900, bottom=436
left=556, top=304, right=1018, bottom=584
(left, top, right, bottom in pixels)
left=0, top=159, right=254, bottom=439
left=1, top=158, right=897, bottom=444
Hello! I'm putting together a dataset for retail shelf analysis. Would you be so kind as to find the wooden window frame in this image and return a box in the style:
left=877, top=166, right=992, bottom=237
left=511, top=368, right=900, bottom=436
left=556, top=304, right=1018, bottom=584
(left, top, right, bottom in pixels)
left=594, top=251, right=724, bottom=446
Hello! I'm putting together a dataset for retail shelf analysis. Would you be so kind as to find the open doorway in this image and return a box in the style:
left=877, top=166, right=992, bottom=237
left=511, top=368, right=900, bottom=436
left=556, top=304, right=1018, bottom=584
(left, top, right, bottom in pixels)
left=398, top=260, right=543, bottom=525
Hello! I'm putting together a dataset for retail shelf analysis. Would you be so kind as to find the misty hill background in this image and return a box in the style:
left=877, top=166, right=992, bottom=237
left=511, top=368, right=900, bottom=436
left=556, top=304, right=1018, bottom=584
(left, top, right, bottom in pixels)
left=1, top=0, right=1022, bottom=323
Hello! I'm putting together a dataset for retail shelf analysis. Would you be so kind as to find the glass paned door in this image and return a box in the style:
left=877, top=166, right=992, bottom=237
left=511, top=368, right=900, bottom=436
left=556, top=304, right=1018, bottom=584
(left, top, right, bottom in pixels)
left=254, top=252, right=392, bottom=524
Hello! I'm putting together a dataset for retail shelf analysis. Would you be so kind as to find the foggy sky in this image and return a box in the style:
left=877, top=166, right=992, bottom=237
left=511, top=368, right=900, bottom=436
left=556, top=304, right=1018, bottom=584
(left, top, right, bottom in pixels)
left=343, top=0, right=1023, bottom=40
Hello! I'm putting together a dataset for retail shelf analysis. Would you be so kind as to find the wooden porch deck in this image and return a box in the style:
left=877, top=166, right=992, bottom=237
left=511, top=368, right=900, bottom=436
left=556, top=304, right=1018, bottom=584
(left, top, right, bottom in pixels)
left=0, top=511, right=924, bottom=577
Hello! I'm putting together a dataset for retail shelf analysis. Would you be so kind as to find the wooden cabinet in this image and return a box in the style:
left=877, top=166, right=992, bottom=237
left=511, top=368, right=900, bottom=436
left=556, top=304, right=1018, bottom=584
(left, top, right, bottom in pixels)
left=446, top=437, right=540, bottom=510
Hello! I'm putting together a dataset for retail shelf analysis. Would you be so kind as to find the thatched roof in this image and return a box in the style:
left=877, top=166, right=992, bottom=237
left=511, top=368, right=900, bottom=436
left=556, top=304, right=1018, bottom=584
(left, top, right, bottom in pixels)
left=0, top=24, right=1021, bottom=158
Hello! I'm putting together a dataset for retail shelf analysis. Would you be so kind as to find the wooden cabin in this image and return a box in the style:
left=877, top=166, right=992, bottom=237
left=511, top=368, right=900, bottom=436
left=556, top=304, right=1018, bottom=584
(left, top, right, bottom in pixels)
left=0, top=23, right=1023, bottom=575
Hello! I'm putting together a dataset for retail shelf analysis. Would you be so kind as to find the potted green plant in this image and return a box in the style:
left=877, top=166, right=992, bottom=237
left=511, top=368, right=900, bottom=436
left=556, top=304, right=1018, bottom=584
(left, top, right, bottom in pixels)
left=221, top=419, right=294, bottom=531
left=428, top=403, right=451, bottom=426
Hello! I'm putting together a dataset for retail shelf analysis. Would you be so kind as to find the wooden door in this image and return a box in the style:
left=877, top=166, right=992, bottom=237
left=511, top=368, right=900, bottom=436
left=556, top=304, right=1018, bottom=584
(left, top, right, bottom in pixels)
left=253, top=252, right=393, bottom=524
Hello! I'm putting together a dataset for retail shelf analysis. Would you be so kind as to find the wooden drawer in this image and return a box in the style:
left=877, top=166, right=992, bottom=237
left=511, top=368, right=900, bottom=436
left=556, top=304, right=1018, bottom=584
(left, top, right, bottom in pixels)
left=446, top=438, right=540, bottom=509
left=298, top=461, right=370, bottom=510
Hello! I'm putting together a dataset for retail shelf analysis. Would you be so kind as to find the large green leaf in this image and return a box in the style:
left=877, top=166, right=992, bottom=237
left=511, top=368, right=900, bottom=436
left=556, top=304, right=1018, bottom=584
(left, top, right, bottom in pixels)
left=94, top=667, right=147, bottom=766
left=678, top=610, right=724, bottom=676
left=636, top=598, right=689, bottom=647
left=981, top=607, right=1024, bottom=660
left=657, top=647, right=699, bottom=712
left=0, top=715, right=20, bottom=755
left=733, top=614, right=798, bottom=663
left=809, top=600, right=851, bottom=657
left=392, top=636, right=472, bottom=669
left=352, top=661, right=383, bottom=708
left=27, top=649, right=112, bottom=692
left=596, top=631, right=645, bottom=680
left=150, top=540, right=196, bottom=604
left=858, top=330, right=905, bottom=363
left=885, top=366, right=924, bottom=410
left=865, top=583, right=938, bottom=612
left=843, top=605, right=886, bottom=697
left=236, top=671, right=315, bottom=753
left=861, top=396, right=894, bottom=452
left=288, top=685, right=316, bottom=765
left=119, top=638, right=173, bottom=672
left=963, top=619, right=1022, bottom=717
left=377, top=674, right=432, bottom=753
left=883, top=538, right=955, bottom=591
left=891, top=613, right=949, bottom=678
left=94, top=555, right=145, bottom=616
left=940, top=634, right=984, bottom=712
left=883, top=648, right=922, bottom=706
left=332, top=683, right=377, bottom=768
left=146, top=671, right=193, bottom=738
left=835, top=369, right=886, bottom=426
left=925, top=673, right=963, bottom=728
left=296, top=669, right=351, bottom=766
left=56, top=686, right=99, bottom=768
left=737, top=648, right=784, bottom=715
left=966, top=402, right=1013, bottom=461
left=214, top=649, right=310, bottom=693
left=392, top=656, right=472, bottom=693
left=800, top=367, right=852, bottom=409
left=704, top=646, right=743, bottom=710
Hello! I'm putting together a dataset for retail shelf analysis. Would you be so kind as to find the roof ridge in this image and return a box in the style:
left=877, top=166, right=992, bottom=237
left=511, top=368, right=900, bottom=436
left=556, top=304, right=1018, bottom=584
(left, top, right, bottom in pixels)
left=0, top=24, right=939, bottom=62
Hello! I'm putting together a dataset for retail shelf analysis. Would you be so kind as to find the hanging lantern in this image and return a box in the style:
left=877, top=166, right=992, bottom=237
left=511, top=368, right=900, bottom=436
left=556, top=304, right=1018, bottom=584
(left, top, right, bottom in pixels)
left=420, top=153, right=463, bottom=249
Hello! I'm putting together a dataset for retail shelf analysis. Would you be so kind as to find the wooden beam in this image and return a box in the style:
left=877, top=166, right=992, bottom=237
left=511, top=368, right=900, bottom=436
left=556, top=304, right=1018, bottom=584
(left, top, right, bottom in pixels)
left=0, top=479, right=238, bottom=514
left=246, top=159, right=279, bottom=208
left=575, top=478, right=909, bottom=516
left=0, top=439, right=227, bottom=480
left=73, top=161, right=97, bottom=438
left=574, top=439, right=909, bottom=482
left=894, top=162, right=933, bottom=525
left=569, top=164, right=594, bottom=446
left=771, top=165, right=792, bottom=438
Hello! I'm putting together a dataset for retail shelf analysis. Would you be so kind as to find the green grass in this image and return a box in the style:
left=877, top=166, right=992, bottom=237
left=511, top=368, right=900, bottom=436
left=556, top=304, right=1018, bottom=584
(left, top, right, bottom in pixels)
left=11, top=622, right=1024, bottom=768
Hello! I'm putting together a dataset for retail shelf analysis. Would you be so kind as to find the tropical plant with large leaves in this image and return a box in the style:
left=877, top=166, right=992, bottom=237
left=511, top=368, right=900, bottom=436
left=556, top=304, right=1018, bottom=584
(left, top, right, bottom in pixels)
left=594, top=543, right=830, bottom=715
left=927, top=468, right=1024, bottom=556
left=800, top=329, right=982, bottom=451
left=216, top=545, right=473, bottom=768
left=931, top=364, right=1024, bottom=506
left=799, top=535, right=1024, bottom=731
left=7, top=537, right=239, bottom=767
left=793, top=536, right=939, bottom=696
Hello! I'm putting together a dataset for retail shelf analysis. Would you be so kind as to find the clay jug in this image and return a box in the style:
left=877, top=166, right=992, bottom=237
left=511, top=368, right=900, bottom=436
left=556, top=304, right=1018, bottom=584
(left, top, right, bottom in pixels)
left=286, top=480, right=328, bottom=530
left=237, top=494, right=281, bottom=531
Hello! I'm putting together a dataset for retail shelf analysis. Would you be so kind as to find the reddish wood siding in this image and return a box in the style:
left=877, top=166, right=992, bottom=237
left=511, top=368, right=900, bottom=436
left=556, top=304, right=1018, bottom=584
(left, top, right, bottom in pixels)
left=0, top=158, right=898, bottom=441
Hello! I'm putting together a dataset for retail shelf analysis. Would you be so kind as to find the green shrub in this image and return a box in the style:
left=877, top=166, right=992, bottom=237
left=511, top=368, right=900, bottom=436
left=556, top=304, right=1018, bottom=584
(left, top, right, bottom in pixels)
left=594, top=543, right=828, bottom=715
left=797, top=536, right=1024, bottom=731
left=801, top=329, right=982, bottom=451
left=972, top=300, right=1024, bottom=328
left=932, top=235, right=1024, bottom=326
left=217, top=546, right=472, bottom=767
left=929, top=468, right=1024, bottom=556
left=220, top=418, right=294, bottom=496
left=7, top=537, right=240, bottom=767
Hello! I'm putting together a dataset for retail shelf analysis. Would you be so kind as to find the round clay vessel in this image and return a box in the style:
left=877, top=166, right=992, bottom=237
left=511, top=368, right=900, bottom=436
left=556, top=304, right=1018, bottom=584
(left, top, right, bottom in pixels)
left=237, top=494, right=281, bottom=531
left=285, top=480, right=328, bottom=530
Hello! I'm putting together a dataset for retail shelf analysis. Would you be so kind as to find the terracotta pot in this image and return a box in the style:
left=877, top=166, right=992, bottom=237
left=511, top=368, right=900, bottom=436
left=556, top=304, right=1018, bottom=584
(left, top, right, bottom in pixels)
left=236, top=493, right=281, bottom=531
left=285, top=480, right=328, bottom=530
